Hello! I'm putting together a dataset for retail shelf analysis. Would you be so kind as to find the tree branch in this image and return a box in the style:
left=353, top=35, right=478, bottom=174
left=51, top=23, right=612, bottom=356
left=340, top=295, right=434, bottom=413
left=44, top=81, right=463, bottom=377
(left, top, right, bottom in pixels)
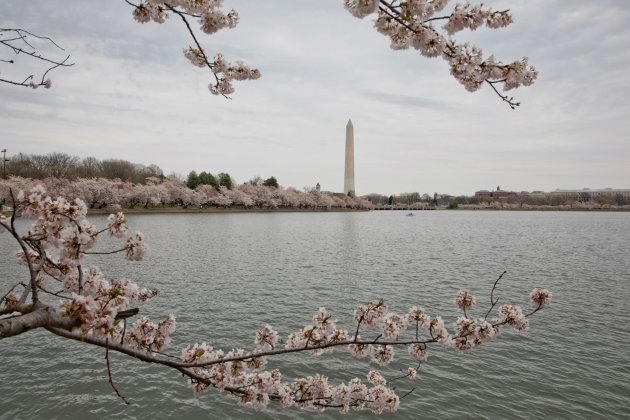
left=0, top=303, right=79, bottom=338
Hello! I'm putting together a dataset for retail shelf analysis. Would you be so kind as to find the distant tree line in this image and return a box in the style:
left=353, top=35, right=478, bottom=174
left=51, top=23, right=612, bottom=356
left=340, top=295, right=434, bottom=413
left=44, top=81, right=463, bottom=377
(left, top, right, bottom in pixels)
left=6, top=152, right=164, bottom=183
left=246, top=175, right=279, bottom=188
left=364, top=191, right=629, bottom=209
left=364, top=192, right=441, bottom=207
left=186, top=171, right=232, bottom=190
left=6, top=152, right=283, bottom=196
left=185, top=171, right=279, bottom=191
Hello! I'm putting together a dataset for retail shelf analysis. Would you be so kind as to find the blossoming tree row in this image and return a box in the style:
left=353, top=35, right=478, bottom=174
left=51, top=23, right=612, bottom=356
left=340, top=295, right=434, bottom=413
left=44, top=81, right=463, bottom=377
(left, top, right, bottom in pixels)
left=0, top=176, right=373, bottom=210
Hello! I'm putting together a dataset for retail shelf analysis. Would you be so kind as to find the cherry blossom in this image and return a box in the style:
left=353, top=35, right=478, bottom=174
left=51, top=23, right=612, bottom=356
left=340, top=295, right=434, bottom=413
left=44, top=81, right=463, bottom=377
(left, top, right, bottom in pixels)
left=345, top=0, right=537, bottom=108
left=530, top=288, right=553, bottom=307
left=454, top=288, right=476, bottom=311
left=128, top=0, right=260, bottom=97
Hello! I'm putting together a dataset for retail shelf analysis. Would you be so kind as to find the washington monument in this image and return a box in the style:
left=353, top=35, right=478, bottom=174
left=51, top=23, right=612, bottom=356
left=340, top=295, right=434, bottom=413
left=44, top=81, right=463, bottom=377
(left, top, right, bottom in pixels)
left=344, top=119, right=355, bottom=196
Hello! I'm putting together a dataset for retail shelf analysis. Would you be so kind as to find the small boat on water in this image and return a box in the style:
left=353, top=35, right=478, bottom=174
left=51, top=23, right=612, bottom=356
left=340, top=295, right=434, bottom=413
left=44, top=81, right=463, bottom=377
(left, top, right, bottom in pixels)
left=406, top=212, right=414, bottom=216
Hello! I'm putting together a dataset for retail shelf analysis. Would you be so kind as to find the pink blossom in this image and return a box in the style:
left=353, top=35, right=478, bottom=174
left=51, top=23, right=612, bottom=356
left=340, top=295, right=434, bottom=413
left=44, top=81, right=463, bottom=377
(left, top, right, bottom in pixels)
left=255, top=325, right=279, bottom=352
left=353, top=300, right=388, bottom=330
left=530, top=288, right=553, bottom=306
left=348, top=337, right=371, bottom=359
left=454, top=288, right=477, bottom=311
left=380, top=312, right=407, bottom=339
left=498, top=304, right=529, bottom=332
left=366, top=385, right=400, bottom=414
left=367, top=370, right=387, bottom=385
left=106, top=212, right=129, bottom=238
left=370, top=345, right=394, bottom=366
left=125, top=232, right=149, bottom=261
left=407, top=342, right=428, bottom=361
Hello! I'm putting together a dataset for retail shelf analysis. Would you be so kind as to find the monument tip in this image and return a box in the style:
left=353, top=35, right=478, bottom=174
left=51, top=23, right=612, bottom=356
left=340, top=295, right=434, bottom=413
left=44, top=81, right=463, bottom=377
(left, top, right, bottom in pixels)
left=347, top=119, right=353, bottom=126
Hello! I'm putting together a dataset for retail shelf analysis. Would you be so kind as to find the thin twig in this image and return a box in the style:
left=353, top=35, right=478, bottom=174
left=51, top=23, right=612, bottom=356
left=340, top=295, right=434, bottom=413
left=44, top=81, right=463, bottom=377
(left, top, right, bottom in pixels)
left=105, top=337, right=130, bottom=405
left=484, top=271, right=507, bottom=320
left=486, top=80, right=520, bottom=109
left=399, top=387, right=416, bottom=400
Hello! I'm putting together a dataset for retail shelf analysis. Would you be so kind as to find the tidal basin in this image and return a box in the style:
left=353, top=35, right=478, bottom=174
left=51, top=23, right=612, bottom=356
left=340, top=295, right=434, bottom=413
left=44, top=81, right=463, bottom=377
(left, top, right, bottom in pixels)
left=1, top=210, right=629, bottom=419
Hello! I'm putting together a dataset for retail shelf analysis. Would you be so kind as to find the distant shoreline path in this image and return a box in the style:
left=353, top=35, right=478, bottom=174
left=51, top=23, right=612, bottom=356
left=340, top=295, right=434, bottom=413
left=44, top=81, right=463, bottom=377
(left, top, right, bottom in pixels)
left=86, top=207, right=369, bottom=215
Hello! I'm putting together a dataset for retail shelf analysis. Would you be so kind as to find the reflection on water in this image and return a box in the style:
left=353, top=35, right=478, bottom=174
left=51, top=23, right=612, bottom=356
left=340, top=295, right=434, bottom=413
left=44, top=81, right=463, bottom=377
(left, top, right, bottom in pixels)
left=1, top=210, right=629, bottom=419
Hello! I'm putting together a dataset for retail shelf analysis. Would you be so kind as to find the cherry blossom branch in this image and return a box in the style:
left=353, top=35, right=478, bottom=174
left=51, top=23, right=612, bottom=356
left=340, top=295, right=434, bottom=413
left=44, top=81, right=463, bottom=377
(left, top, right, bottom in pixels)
left=343, top=1, right=538, bottom=108
left=41, top=312, right=491, bottom=370
left=161, top=4, right=221, bottom=88
left=125, top=1, right=260, bottom=97
left=0, top=303, right=79, bottom=338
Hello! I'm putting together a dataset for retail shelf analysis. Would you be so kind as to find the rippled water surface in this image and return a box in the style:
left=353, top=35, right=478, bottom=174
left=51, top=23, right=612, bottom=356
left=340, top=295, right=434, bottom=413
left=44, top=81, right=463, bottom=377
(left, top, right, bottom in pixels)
left=1, top=210, right=629, bottom=419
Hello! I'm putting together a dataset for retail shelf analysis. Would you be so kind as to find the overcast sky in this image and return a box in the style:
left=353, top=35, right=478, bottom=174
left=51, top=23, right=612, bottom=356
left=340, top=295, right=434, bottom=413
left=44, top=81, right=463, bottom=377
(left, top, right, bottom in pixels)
left=2, top=0, right=629, bottom=196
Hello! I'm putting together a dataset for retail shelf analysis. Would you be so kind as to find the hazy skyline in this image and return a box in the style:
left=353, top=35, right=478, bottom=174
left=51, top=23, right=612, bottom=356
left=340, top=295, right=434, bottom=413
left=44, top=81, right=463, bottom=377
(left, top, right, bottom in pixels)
left=2, top=0, right=629, bottom=196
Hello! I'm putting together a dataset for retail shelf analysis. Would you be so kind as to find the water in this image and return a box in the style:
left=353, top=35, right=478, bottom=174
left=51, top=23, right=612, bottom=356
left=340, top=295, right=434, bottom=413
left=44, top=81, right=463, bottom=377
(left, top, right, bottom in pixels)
left=1, top=210, right=629, bottom=419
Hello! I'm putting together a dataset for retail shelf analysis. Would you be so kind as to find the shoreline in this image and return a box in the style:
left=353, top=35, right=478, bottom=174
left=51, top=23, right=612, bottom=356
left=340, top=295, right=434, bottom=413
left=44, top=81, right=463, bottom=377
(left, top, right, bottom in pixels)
left=2, top=207, right=628, bottom=217
left=85, top=206, right=370, bottom=215
left=376, top=207, right=630, bottom=212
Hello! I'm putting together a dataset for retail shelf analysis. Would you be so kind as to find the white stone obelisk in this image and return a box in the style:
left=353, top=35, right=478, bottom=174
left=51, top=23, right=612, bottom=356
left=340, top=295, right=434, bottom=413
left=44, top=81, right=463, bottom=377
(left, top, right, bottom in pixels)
left=344, top=119, right=355, bottom=196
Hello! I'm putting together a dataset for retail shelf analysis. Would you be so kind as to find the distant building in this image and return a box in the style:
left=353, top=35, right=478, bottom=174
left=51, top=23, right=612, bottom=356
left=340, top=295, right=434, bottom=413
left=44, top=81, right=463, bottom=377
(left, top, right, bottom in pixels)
left=315, top=182, right=320, bottom=192
left=475, top=186, right=517, bottom=198
left=549, top=188, right=630, bottom=202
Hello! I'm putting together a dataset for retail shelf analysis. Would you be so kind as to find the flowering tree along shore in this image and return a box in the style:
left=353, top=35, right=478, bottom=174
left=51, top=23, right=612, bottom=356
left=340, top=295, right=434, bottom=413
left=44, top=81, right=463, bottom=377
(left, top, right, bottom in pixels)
left=0, top=176, right=373, bottom=210
left=0, top=186, right=551, bottom=413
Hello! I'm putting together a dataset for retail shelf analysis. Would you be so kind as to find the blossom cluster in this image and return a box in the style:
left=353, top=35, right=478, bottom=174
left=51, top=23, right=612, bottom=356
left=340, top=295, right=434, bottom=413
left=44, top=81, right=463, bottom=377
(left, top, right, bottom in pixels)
left=285, top=307, right=349, bottom=355
left=530, top=288, right=553, bottom=306
left=206, top=53, right=261, bottom=96
left=454, top=288, right=476, bottom=311
left=27, top=79, right=52, bottom=89
left=170, top=286, right=551, bottom=413
left=120, top=314, right=176, bottom=353
left=353, top=300, right=389, bottom=329
left=130, top=0, right=260, bottom=96
left=255, top=325, right=279, bottom=352
left=498, top=304, right=529, bottom=332
left=2, top=186, right=162, bottom=341
left=180, top=340, right=400, bottom=414
left=344, top=0, right=537, bottom=97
